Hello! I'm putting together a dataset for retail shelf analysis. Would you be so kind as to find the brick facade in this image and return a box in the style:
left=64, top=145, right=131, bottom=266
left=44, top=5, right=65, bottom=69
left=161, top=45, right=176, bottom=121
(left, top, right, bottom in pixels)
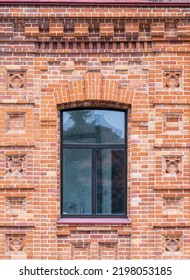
left=0, top=0, right=190, bottom=259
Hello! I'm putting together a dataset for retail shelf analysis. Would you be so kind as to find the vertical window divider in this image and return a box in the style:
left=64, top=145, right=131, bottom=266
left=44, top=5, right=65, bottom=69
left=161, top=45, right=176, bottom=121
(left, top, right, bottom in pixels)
left=92, top=148, right=97, bottom=215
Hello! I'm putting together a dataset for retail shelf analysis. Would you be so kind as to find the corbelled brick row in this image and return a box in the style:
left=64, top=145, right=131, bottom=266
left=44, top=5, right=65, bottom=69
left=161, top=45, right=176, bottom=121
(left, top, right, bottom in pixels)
left=0, top=1, right=190, bottom=260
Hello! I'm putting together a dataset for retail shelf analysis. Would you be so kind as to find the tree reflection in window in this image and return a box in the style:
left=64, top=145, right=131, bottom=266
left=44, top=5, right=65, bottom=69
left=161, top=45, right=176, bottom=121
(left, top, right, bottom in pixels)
left=62, top=109, right=126, bottom=216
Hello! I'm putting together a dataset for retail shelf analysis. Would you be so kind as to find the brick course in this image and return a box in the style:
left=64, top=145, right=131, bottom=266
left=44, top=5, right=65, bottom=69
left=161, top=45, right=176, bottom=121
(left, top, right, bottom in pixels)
left=0, top=1, right=190, bottom=259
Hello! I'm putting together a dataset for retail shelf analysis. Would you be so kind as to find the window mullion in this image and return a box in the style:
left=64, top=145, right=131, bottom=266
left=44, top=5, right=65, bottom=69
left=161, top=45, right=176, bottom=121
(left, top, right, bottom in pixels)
left=92, top=148, right=97, bottom=215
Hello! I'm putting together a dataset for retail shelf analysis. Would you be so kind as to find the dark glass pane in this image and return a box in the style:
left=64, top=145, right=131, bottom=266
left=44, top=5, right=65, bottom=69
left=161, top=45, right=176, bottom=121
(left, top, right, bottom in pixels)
left=63, top=110, right=125, bottom=144
left=96, top=149, right=125, bottom=215
left=63, top=149, right=92, bottom=215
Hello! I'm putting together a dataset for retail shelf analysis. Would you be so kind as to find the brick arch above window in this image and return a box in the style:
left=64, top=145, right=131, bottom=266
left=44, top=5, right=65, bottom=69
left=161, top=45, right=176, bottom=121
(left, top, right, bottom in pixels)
left=58, top=100, right=130, bottom=112
left=55, top=72, right=134, bottom=104
left=41, top=71, right=148, bottom=123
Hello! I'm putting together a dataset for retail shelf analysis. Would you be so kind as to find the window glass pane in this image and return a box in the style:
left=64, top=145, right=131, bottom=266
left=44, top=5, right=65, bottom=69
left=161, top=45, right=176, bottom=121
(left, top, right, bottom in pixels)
left=63, top=149, right=92, bottom=215
left=63, top=110, right=125, bottom=144
left=96, top=149, right=125, bottom=215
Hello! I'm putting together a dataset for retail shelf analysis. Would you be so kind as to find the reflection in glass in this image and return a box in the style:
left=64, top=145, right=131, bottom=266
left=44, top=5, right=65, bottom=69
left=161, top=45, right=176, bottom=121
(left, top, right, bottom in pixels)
left=63, top=110, right=125, bottom=144
left=63, top=149, right=92, bottom=215
left=96, top=149, right=125, bottom=215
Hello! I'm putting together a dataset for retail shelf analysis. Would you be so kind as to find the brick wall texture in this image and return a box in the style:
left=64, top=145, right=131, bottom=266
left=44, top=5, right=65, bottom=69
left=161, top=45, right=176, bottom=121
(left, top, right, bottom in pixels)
left=0, top=1, right=190, bottom=259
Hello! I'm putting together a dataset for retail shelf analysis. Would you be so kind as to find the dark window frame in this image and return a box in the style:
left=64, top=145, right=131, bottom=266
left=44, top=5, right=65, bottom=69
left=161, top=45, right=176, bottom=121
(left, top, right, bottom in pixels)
left=60, top=108, right=128, bottom=218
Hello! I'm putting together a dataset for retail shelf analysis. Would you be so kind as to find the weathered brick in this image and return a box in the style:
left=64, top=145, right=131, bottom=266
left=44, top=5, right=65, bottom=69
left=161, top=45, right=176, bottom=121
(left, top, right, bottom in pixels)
left=0, top=1, right=189, bottom=261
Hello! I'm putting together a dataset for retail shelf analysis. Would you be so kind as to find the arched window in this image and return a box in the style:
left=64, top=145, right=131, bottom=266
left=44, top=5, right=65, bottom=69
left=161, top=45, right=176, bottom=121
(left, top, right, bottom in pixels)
left=61, top=109, right=127, bottom=217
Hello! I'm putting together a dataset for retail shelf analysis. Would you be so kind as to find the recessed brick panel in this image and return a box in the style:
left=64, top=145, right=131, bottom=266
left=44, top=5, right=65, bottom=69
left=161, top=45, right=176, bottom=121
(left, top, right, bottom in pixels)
left=162, top=113, right=183, bottom=134
left=6, top=196, right=26, bottom=213
left=58, top=231, right=131, bottom=260
left=6, top=113, right=26, bottom=133
left=1, top=107, right=34, bottom=142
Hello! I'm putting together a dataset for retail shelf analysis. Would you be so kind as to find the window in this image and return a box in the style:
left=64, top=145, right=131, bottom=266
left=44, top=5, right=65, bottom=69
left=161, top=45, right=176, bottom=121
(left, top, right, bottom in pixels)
left=61, top=109, right=127, bottom=217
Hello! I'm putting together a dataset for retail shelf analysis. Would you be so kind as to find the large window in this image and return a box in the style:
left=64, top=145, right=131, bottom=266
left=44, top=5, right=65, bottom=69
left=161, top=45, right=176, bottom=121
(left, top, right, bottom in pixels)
left=61, top=109, right=127, bottom=217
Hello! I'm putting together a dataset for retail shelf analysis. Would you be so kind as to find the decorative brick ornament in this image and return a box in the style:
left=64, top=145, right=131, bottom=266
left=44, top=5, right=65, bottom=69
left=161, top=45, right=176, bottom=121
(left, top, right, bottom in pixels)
left=6, top=235, right=26, bottom=255
left=164, top=71, right=181, bottom=89
left=6, top=154, right=26, bottom=175
left=165, top=237, right=181, bottom=252
left=7, top=71, right=26, bottom=89
left=164, top=156, right=182, bottom=174
left=9, top=237, right=24, bottom=251
left=0, top=1, right=190, bottom=261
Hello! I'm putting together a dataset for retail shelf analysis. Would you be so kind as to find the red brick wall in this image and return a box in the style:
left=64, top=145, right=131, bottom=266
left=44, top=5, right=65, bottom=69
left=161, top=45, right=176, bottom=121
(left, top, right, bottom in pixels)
left=0, top=2, right=190, bottom=259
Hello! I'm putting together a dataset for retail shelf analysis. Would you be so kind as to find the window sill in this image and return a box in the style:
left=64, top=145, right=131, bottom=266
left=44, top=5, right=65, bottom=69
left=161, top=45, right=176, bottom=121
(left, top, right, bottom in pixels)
left=57, top=217, right=131, bottom=225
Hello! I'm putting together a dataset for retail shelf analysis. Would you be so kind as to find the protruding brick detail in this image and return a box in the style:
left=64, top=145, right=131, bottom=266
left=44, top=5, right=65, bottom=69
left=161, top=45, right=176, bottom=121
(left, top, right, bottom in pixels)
left=7, top=71, right=26, bottom=89
left=151, top=22, right=165, bottom=37
left=86, top=61, right=101, bottom=72
left=58, top=231, right=131, bottom=260
left=165, top=236, right=181, bottom=253
left=25, top=23, right=39, bottom=37
left=125, top=22, right=139, bottom=37
left=164, top=156, right=182, bottom=175
left=61, top=61, right=75, bottom=72
left=49, top=23, right=64, bottom=37
left=177, top=23, right=190, bottom=37
left=99, top=242, right=118, bottom=259
left=8, top=236, right=25, bottom=252
left=164, top=70, right=181, bottom=89
left=6, top=234, right=27, bottom=258
left=71, top=242, right=90, bottom=260
left=0, top=23, right=13, bottom=36
left=6, top=154, right=26, bottom=175
left=99, top=23, right=114, bottom=37
left=74, top=23, right=89, bottom=37
left=1, top=2, right=190, bottom=261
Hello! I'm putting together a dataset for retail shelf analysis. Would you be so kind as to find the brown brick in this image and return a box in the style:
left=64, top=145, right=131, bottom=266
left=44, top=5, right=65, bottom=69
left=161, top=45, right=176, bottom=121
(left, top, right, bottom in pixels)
left=125, top=22, right=139, bottom=37
left=49, top=23, right=64, bottom=37
left=151, top=22, right=165, bottom=37
left=74, top=23, right=89, bottom=37
left=0, top=2, right=189, bottom=262
left=99, top=23, right=114, bottom=37
left=25, top=23, right=39, bottom=37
